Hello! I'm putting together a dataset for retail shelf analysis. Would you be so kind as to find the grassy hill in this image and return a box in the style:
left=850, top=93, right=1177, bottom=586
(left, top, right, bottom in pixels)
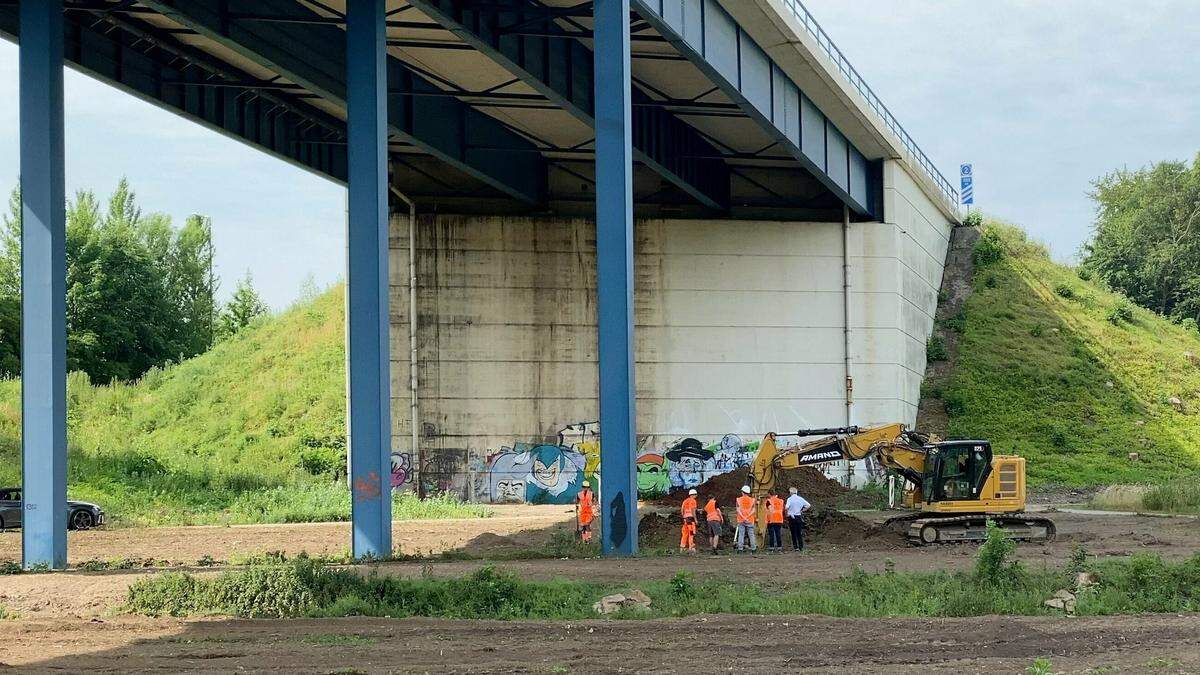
left=925, top=222, right=1200, bottom=486
left=0, top=286, right=477, bottom=527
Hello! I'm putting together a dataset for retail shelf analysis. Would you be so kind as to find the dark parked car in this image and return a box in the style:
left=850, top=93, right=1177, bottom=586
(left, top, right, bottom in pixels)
left=0, top=488, right=104, bottom=531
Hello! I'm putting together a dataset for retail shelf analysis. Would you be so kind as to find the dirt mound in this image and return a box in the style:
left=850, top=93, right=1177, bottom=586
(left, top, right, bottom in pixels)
left=803, top=508, right=905, bottom=548
left=638, top=508, right=904, bottom=550
left=649, top=465, right=876, bottom=509
left=458, top=532, right=525, bottom=553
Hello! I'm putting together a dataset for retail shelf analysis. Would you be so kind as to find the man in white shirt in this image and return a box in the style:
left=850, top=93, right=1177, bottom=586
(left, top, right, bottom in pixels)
left=784, top=487, right=811, bottom=552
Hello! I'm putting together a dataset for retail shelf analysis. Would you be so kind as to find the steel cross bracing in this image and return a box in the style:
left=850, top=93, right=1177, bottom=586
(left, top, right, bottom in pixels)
left=0, top=3, right=351, bottom=182
left=407, top=0, right=730, bottom=210
left=137, top=0, right=547, bottom=204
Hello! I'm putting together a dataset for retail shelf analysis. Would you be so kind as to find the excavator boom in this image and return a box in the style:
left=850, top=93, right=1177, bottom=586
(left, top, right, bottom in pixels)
left=747, top=423, right=1055, bottom=546
left=751, top=424, right=927, bottom=491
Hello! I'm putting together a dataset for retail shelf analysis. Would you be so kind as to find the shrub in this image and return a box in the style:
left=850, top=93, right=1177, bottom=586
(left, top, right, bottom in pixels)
left=943, top=311, right=967, bottom=333
left=926, top=335, right=948, bottom=362
left=962, top=211, right=983, bottom=228
left=1053, top=283, right=1075, bottom=299
left=126, top=572, right=204, bottom=616
left=1106, top=301, right=1134, bottom=325
left=298, top=446, right=343, bottom=477
left=942, top=390, right=967, bottom=417
left=670, top=571, right=695, bottom=600
left=1066, top=544, right=1090, bottom=576
left=1029, top=325, right=1044, bottom=337
left=975, top=520, right=1024, bottom=587
left=973, top=229, right=1005, bottom=267
left=1182, top=317, right=1198, bottom=333
left=206, top=563, right=317, bottom=617
left=1076, top=266, right=1093, bottom=281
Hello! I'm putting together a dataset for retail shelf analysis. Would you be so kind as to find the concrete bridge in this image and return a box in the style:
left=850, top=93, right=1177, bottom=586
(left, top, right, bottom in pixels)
left=3, top=0, right=959, bottom=564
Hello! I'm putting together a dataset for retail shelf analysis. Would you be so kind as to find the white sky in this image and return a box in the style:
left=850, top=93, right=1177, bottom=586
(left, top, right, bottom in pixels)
left=1, top=1, right=1197, bottom=307
left=803, top=0, right=1200, bottom=261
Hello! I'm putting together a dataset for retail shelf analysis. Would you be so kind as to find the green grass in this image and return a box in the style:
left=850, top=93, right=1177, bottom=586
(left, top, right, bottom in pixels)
left=125, top=548, right=1200, bottom=621
left=0, top=286, right=489, bottom=526
left=938, top=222, right=1200, bottom=485
left=1091, top=480, right=1200, bottom=514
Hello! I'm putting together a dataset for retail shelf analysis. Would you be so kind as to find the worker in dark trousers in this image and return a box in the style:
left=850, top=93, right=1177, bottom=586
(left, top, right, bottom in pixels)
left=784, top=486, right=811, bottom=551
left=766, top=493, right=786, bottom=552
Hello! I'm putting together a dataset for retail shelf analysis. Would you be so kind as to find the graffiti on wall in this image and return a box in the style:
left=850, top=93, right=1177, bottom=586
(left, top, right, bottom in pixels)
left=390, top=452, right=414, bottom=490
left=412, top=423, right=763, bottom=504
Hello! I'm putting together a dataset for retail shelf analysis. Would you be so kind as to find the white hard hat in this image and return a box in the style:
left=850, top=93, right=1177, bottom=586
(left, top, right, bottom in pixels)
left=741, top=485, right=751, bottom=494
left=688, top=488, right=698, bottom=495
left=582, top=480, right=590, bottom=487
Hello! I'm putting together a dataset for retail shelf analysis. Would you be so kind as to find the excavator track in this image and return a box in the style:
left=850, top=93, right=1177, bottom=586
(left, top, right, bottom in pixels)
left=902, top=513, right=1056, bottom=546
left=882, top=512, right=1056, bottom=545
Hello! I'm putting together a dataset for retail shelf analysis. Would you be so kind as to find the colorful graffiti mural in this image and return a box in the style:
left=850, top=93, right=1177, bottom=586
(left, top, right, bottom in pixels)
left=409, top=424, right=763, bottom=504
left=484, top=442, right=587, bottom=505
left=636, top=453, right=670, bottom=498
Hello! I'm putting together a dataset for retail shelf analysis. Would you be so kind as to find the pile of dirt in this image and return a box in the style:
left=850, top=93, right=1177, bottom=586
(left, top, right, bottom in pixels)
left=637, top=508, right=904, bottom=550
left=648, top=466, right=876, bottom=509
left=802, top=508, right=905, bottom=548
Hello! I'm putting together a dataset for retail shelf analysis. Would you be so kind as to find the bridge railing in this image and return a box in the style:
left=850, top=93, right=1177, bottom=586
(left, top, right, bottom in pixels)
left=777, top=0, right=960, bottom=215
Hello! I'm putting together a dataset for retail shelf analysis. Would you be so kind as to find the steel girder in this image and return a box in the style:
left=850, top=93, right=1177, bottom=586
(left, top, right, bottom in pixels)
left=631, top=0, right=880, bottom=218
left=592, top=0, right=639, bottom=557
left=410, top=0, right=731, bottom=211
left=18, top=0, right=68, bottom=571
left=345, top=0, right=393, bottom=560
left=0, top=6, right=350, bottom=183
left=138, top=0, right=546, bottom=204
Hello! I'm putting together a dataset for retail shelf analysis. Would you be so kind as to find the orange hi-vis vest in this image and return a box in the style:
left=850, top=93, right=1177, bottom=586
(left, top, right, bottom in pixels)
left=578, top=489, right=595, bottom=521
left=736, top=495, right=756, bottom=524
left=681, top=495, right=697, bottom=519
left=767, top=496, right=785, bottom=524
left=704, top=499, right=721, bottom=522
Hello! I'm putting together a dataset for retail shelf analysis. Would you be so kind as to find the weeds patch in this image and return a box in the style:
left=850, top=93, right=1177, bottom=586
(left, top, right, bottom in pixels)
left=124, top=551, right=1200, bottom=621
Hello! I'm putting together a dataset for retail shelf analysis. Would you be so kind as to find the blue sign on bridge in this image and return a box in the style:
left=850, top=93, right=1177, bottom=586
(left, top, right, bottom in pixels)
left=960, top=164, right=974, bottom=205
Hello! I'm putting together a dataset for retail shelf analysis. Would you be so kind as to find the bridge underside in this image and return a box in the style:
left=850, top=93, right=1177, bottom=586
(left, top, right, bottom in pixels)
left=6, top=0, right=953, bottom=566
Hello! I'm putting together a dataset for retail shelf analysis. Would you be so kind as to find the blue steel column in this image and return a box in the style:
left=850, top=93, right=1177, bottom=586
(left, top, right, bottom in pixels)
left=346, top=0, right=392, bottom=558
left=594, top=0, right=638, bottom=557
left=20, top=0, right=67, bottom=570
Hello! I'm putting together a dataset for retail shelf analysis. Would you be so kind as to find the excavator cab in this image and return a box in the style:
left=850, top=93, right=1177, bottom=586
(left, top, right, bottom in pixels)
left=924, top=441, right=992, bottom=503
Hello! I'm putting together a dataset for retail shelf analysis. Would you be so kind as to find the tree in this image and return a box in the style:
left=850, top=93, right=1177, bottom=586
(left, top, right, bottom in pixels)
left=217, top=272, right=269, bottom=339
left=0, top=179, right=221, bottom=382
left=170, top=215, right=217, bottom=356
left=1083, top=155, right=1200, bottom=321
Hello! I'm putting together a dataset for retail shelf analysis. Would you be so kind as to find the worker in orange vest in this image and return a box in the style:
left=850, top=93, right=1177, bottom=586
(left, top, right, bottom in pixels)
left=765, top=493, right=786, bottom=552
left=704, top=494, right=724, bottom=555
left=679, top=488, right=698, bottom=553
left=576, top=480, right=596, bottom=543
left=734, top=485, right=758, bottom=553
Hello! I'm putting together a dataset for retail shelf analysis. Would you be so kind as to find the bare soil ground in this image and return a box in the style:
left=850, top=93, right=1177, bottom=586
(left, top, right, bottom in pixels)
left=2, top=614, right=1199, bottom=673
left=2, top=506, right=1199, bottom=673
left=0, top=504, right=574, bottom=565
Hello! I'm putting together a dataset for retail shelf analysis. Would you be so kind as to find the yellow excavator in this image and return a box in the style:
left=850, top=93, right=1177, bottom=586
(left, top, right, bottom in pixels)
left=749, top=424, right=1055, bottom=545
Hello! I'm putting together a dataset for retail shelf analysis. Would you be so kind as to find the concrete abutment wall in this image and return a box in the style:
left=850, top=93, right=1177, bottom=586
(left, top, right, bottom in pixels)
left=388, top=160, right=954, bottom=501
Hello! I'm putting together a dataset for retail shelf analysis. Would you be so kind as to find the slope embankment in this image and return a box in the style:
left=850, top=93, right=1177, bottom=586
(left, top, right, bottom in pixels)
left=919, top=222, right=1200, bottom=486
